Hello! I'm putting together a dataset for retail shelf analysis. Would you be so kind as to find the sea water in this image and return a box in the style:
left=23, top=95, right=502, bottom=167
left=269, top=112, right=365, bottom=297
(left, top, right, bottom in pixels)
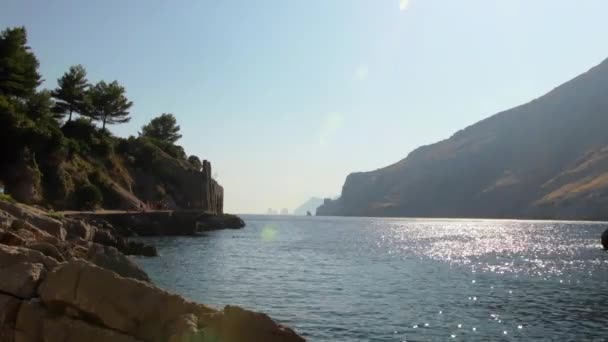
left=135, top=215, right=608, bottom=341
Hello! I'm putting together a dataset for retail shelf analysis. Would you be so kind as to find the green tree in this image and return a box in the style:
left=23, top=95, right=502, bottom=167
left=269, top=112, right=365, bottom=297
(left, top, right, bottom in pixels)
left=25, top=89, right=55, bottom=121
left=51, top=65, right=89, bottom=122
left=140, top=113, right=182, bottom=144
left=85, top=80, right=133, bottom=130
left=0, top=27, right=42, bottom=98
left=188, top=155, right=203, bottom=171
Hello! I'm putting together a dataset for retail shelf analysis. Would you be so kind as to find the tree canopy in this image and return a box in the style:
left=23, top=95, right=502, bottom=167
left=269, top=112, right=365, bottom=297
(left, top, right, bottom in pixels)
left=0, top=26, right=42, bottom=98
left=140, top=113, right=182, bottom=144
left=85, top=80, right=133, bottom=130
left=188, top=155, right=203, bottom=171
left=51, top=64, right=89, bottom=122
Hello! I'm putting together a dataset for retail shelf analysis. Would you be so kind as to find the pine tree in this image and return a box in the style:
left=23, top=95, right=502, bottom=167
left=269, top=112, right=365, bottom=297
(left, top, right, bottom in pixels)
left=85, top=80, right=133, bottom=130
left=0, top=26, right=42, bottom=98
left=51, top=65, right=89, bottom=122
left=140, top=113, right=182, bottom=144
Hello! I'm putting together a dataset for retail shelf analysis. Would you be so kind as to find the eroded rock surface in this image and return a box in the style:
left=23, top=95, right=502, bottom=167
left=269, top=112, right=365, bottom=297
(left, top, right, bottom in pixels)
left=0, top=201, right=305, bottom=342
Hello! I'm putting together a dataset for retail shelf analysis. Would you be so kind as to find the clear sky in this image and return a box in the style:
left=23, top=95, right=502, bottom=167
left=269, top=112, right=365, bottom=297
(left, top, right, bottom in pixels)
left=3, top=0, right=608, bottom=213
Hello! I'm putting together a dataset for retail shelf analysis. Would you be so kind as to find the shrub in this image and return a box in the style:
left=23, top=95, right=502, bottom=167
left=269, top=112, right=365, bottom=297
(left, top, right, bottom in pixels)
left=0, top=193, right=16, bottom=204
left=72, top=183, right=102, bottom=210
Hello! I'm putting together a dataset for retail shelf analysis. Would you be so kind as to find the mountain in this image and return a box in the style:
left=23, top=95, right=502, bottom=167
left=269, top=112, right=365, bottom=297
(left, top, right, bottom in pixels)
left=293, top=197, right=325, bottom=215
left=317, top=58, right=608, bottom=220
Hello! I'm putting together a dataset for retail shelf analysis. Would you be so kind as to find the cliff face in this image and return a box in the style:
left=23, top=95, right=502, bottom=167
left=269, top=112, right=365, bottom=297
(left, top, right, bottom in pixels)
left=318, top=58, right=608, bottom=220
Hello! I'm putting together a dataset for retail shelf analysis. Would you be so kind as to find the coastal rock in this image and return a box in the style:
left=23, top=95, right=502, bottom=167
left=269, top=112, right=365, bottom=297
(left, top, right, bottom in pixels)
left=27, top=242, right=66, bottom=262
left=602, top=228, right=608, bottom=250
left=38, top=260, right=212, bottom=341
left=93, top=228, right=118, bottom=247
left=0, top=201, right=65, bottom=240
left=38, top=260, right=304, bottom=342
left=43, top=315, right=141, bottom=342
left=64, top=219, right=96, bottom=241
left=0, top=209, right=15, bottom=228
left=196, top=213, right=246, bottom=231
left=212, top=305, right=306, bottom=342
left=0, top=293, right=22, bottom=341
left=85, top=243, right=150, bottom=282
left=0, top=261, right=45, bottom=298
left=11, top=219, right=60, bottom=245
left=0, top=228, right=27, bottom=246
left=0, top=244, right=59, bottom=271
left=14, top=299, right=46, bottom=341
left=118, top=239, right=158, bottom=257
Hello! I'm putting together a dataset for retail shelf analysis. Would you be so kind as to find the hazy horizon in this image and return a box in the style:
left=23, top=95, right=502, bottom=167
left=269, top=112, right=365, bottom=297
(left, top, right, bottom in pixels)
left=3, top=0, right=608, bottom=213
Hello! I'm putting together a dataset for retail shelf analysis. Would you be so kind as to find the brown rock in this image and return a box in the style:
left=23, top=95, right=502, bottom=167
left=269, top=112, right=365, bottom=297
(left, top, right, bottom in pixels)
left=43, top=316, right=141, bottom=342
left=11, top=219, right=60, bottom=245
left=0, top=293, right=22, bottom=342
left=27, top=243, right=66, bottom=262
left=0, top=228, right=27, bottom=246
left=39, top=260, right=215, bottom=341
left=209, top=305, right=306, bottom=342
left=86, top=244, right=150, bottom=282
left=14, top=299, right=45, bottom=342
left=0, top=261, right=45, bottom=298
left=0, top=201, right=66, bottom=240
left=37, top=260, right=305, bottom=342
left=64, top=219, right=96, bottom=241
left=93, top=228, right=117, bottom=247
left=0, top=244, right=58, bottom=271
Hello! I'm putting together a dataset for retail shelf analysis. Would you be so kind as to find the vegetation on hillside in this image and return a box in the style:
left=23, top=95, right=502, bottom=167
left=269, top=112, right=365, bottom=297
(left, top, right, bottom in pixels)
left=0, top=26, right=206, bottom=210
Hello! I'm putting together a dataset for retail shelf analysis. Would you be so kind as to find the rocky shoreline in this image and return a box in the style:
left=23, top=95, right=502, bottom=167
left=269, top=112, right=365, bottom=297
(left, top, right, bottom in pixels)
left=0, top=200, right=304, bottom=341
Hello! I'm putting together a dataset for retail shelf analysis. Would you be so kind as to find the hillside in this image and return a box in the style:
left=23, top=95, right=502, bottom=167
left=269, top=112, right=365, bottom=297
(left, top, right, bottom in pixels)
left=0, top=27, right=223, bottom=213
left=317, top=58, right=608, bottom=220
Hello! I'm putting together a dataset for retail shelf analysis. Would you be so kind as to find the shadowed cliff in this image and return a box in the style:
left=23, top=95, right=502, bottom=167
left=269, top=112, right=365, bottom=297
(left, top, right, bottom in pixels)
left=318, top=58, right=608, bottom=220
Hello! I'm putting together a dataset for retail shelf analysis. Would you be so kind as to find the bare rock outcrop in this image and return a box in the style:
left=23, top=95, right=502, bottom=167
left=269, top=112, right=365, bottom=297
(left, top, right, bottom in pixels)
left=37, top=260, right=304, bottom=342
left=0, top=201, right=305, bottom=342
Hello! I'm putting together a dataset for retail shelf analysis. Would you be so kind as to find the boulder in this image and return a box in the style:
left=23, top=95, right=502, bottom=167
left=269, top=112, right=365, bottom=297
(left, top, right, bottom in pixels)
left=196, top=213, right=246, bottom=231
left=93, top=228, right=118, bottom=247
left=0, top=228, right=27, bottom=246
left=38, top=260, right=211, bottom=341
left=0, top=201, right=66, bottom=240
left=27, top=243, right=66, bottom=262
left=64, top=219, right=96, bottom=241
left=211, top=305, right=306, bottom=342
left=37, top=260, right=305, bottom=342
left=0, top=244, right=58, bottom=271
left=0, top=261, right=45, bottom=299
left=11, top=219, right=60, bottom=245
left=0, top=293, right=22, bottom=342
left=118, top=239, right=158, bottom=257
left=43, top=316, right=141, bottom=342
left=14, top=299, right=46, bottom=341
left=86, top=244, right=150, bottom=282
left=602, top=228, right=608, bottom=250
left=0, top=209, right=15, bottom=229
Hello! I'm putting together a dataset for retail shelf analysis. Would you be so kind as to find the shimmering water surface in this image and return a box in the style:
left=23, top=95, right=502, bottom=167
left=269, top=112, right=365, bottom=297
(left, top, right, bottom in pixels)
left=135, top=215, right=608, bottom=341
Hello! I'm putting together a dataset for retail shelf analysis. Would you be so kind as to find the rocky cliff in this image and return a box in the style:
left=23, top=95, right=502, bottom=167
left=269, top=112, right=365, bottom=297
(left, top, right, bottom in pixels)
left=318, top=57, right=608, bottom=220
left=0, top=200, right=304, bottom=342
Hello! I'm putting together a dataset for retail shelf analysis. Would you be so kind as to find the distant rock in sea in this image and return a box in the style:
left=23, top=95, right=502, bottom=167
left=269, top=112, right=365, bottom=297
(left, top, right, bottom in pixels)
left=293, top=197, right=326, bottom=216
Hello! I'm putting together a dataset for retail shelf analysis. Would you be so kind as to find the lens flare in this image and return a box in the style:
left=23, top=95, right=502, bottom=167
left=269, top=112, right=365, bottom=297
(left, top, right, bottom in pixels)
left=399, top=0, right=409, bottom=11
left=261, top=225, right=278, bottom=242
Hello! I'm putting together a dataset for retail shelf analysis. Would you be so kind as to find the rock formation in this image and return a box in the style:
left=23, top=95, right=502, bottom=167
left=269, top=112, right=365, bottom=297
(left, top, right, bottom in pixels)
left=0, top=200, right=305, bottom=341
left=318, top=57, right=608, bottom=220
